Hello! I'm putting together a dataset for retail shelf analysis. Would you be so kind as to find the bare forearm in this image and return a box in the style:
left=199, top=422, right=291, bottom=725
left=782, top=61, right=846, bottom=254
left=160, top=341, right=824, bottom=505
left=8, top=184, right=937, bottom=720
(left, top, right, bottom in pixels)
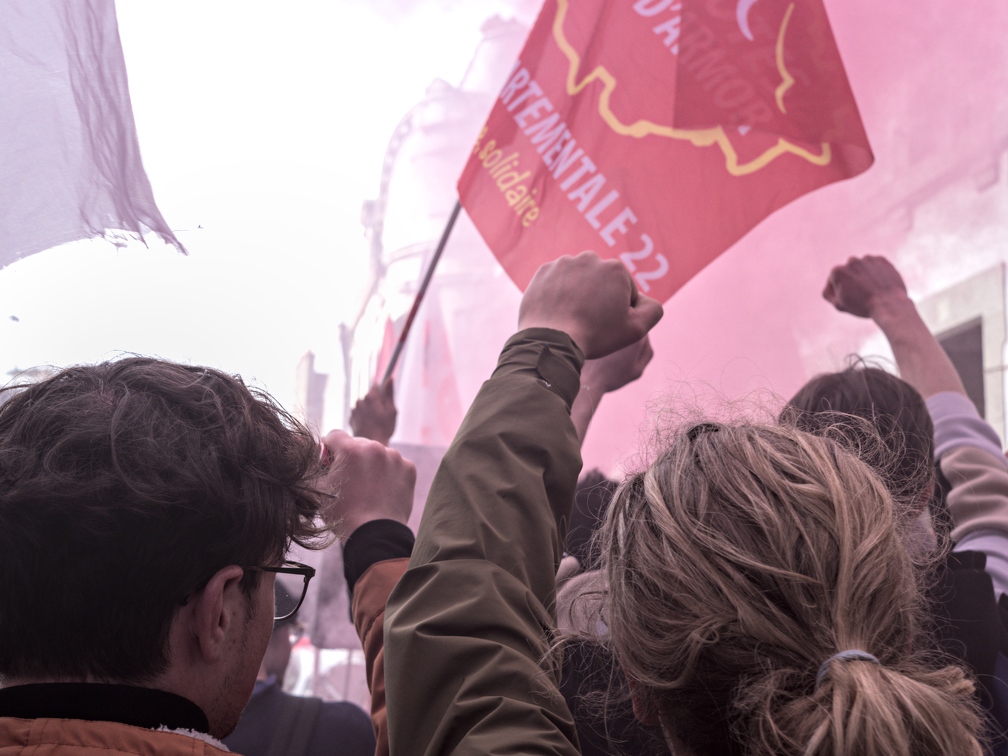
left=566, top=337, right=654, bottom=445
left=872, top=296, right=967, bottom=399
left=570, top=385, right=599, bottom=445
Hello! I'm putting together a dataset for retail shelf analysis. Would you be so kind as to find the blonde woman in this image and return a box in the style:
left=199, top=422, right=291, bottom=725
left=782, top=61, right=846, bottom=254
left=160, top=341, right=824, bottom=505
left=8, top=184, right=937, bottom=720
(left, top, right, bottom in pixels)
left=602, top=421, right=982, bottom=755
left=382, top=254, right=982, bottom=755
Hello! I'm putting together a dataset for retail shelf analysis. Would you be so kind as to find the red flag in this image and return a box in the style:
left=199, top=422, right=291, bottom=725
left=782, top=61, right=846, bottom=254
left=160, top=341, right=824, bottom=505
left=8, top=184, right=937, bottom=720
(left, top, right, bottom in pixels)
left=396, top=289, right=463, bottom=448
left=458, top=0, right=872, bottom=302
left=374, top=316, right=399, bottom=384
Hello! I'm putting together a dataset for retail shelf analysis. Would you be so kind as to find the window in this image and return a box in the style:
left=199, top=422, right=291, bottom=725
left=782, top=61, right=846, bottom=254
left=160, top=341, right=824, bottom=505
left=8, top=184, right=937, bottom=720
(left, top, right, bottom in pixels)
left=937, top=318, right=985, bottom=417
left=916, top=263, right=1005, bottom=443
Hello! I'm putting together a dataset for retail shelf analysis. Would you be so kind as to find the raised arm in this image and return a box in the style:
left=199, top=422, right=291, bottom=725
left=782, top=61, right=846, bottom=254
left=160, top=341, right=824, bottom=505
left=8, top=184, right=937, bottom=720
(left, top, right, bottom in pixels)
left=349, top=378, right=398, bottom=446
left=823, top=255, right=966, bottom=399
left=570, top=336, right=654, bottom=444
left=320, top=430, right=415, bottom=756
left=383, top=253, right=662, bottom=756
left=824, top=256, right=1008, bottom=592
left=823, top=256, right=1005, bottom=457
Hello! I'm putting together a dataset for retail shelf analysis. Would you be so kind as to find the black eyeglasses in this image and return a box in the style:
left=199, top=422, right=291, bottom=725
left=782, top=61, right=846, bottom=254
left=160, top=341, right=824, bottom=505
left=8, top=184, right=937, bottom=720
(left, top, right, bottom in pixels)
left=247, top=561, right=316, bottom=621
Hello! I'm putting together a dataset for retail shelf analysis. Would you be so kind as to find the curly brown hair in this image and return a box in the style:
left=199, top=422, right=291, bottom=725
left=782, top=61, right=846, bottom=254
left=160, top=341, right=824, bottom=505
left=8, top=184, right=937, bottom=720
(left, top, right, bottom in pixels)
left=0, top=358, right=331, bottom=682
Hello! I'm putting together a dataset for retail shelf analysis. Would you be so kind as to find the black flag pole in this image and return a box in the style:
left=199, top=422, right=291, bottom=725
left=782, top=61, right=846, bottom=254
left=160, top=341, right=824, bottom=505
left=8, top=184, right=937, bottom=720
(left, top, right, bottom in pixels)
left=380, top=199, right=462, bottom=386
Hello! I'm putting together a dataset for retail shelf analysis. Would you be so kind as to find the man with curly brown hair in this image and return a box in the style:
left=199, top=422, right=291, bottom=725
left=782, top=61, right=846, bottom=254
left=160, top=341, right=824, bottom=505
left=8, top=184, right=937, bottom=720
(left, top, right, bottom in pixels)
left=0, top=358, right=414, bottom=755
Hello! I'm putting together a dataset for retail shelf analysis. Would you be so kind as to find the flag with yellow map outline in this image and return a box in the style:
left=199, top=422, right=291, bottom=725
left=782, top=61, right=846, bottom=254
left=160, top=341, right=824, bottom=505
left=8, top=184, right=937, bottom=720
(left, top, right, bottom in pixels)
left=458, top=0, right=873, bottom=302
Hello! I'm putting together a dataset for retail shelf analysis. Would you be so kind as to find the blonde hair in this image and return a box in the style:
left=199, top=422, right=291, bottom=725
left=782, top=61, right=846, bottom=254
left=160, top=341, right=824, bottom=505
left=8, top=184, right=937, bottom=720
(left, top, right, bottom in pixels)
left=601, top=421, right=982, bottom=756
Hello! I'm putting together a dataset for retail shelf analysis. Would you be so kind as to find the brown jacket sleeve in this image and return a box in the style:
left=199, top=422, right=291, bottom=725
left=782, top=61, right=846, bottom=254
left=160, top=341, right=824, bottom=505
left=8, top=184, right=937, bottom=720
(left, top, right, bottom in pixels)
left=384, top=329, right=585, bottom=756
left=352, top=557, right=410, bottom=756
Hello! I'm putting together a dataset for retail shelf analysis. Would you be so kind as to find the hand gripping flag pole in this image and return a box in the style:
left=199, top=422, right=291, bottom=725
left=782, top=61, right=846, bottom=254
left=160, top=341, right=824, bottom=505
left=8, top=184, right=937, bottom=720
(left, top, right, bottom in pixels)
left=380, top=200, right=462, bottom=386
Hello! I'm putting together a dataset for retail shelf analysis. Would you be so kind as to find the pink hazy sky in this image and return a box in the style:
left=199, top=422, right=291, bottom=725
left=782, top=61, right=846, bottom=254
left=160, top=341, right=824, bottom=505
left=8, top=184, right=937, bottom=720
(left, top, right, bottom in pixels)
left=1, top=0, right=1006, bottom=477
left=574, top=0, right=1008, bottom=471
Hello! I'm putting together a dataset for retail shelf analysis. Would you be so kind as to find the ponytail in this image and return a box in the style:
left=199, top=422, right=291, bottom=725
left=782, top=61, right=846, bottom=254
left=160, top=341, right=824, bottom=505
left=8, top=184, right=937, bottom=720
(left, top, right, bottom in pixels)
left=738, top=657, right=982, bottom=755
left=602, top=421, right=984, bottom=755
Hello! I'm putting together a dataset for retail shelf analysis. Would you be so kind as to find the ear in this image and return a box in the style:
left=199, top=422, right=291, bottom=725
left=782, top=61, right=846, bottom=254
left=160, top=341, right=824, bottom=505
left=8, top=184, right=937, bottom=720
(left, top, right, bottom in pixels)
left=625, top=672, right=659, bottom=726
left=190, top=565, right=247, bottom=663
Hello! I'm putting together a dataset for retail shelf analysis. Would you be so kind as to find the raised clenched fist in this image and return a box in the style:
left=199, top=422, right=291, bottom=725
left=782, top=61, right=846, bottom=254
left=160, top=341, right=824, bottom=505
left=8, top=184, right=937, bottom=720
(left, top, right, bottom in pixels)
left=518, top=251, right=663, bottom=359
left=823, top=255, right=909, bottom=319
left=349, top=379, right=397, bottom=446
left=319, top=430, right=416, bottom=542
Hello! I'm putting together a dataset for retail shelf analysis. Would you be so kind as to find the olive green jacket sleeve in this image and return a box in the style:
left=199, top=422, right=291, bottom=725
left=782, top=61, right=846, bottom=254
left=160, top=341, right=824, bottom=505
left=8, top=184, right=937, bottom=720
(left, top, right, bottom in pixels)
left=384, top=329, right=585, bottom=756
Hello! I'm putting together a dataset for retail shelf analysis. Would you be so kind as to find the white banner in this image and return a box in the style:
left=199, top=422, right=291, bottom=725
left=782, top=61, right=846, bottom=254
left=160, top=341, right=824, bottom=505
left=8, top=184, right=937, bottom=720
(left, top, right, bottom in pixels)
left=0, top=0, right=182, bottom=267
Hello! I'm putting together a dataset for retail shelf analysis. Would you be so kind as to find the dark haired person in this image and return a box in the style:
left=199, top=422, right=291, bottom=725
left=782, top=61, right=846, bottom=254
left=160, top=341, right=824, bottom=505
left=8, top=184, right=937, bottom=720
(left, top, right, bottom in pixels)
left=789, top=364, right=937, bottom=509
left=796, top=256, right=1008, bottom=590
left=0, top=358, right=415, bottom=754
left=786, top=255, right=1008, bottom=751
